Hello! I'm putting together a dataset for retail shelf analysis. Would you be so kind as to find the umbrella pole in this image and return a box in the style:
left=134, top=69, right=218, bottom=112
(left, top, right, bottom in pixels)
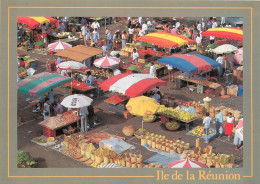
left=142, top=120, right=144, bottom=130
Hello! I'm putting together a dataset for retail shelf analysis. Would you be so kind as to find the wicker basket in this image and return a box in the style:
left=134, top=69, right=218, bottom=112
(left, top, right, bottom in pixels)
left=165, top=122, right=181, bottom=131
left=143, top=115, right=156, bottom=123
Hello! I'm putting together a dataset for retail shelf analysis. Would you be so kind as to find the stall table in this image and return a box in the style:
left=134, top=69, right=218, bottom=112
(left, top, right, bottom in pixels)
left=158, top=113, right=198, bottom=130
left=38, top=110, right=80, bottom=137
left=176, top=76, right=222, bottom=97
left=105, top=94, right=131, bottom=119
left=65, top=82, right=96, bottom=93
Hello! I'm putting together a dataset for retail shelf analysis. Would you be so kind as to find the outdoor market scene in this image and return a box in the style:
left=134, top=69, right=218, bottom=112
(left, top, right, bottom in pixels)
left=17, top=17, right=243, bottom=169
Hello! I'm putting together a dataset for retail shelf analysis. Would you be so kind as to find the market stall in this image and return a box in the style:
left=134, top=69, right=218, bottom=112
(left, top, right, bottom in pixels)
left=99, top=73, right=167, bottom=98
left=55, top=45, right=104, bottom=62
left=18, top=17, right=57, bottom=29
left=136, top=32, right=195, bottom=48
left=158, top=54, right=222, bottom=96
left=202, top=27, right=243, bottom=41
left=17, top=72, right=73, bottom=97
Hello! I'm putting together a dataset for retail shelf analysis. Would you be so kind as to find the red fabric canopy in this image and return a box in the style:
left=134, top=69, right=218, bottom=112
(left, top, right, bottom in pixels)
left=17, top=17, right=57, bottom=29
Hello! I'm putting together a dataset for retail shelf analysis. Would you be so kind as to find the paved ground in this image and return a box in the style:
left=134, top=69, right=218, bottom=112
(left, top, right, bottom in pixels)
left=17, top=20, right=243, bottom=168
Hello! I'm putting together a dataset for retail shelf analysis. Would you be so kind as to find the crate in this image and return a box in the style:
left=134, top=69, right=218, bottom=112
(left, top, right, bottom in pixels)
left=42, top=127, right=56, bottom=137
left=138, top=58, right=147, bottom=64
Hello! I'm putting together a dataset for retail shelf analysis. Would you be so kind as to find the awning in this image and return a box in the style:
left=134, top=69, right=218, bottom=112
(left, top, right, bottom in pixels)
left=18, top=17, right=57, bottom=29
left=202, top=27, right=243, bottom=41
left=17, top=72, right=73, bottom=97
left=55, top=45, right=104, bottom=62
left=158, top=54, right=221, bottom=75
left=99, top=73, right=167, bottom=97
left=136, top=32, right=195, bottom=48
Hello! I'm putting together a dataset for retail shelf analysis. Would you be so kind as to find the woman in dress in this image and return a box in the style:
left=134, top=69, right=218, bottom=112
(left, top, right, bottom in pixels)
left=43, top=98, right=51, bottom=120
left=86, top=26, right=91, bottom=41
left=92, top=28, right=99, bottom=44
left=121, top=31, right=127, bottom=48
left=224, top=112, right=235, bottom=141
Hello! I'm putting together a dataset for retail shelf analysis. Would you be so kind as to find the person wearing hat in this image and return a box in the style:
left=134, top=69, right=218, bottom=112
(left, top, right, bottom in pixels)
left=215, top=108, right=223, bottom=138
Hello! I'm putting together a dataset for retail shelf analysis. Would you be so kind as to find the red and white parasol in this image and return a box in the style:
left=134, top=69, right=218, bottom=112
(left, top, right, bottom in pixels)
left=234, top=47, right=243, bottom=65
left=168, top=158, right=208, bottom=168
left=56, top=61, right=88, bottom=71
left=47, top=40, right=72, bottom=52
left=94, top=55, right=120, bottom=68
left=99, top=73, right=167, bottom=97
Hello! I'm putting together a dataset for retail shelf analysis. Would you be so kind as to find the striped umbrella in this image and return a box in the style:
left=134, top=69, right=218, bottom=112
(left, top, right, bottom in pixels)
left=136, top=32, right=195, bottom=48
left=48, top=40, right=72, bottom=52
left=18, top=17, right=57, bottom=29
left=99, top=73, right=167, bottom=97
left=94, top=55, right=120, bottom=68
left=168, top=158, right=208, bottom=168
left=202, top=27, right=243, bottom=41
left=56, top=61, right=88, bottom=71
left=17, top=72, right=73, bottom=97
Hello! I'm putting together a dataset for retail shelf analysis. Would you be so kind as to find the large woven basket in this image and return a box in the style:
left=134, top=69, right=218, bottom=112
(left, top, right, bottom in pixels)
left=165, top=122, right=181, bottom=131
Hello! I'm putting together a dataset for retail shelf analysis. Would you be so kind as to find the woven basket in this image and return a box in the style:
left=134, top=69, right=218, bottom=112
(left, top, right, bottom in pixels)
left=165, top=122, right=181, bottom=131
left=122, top=125, right=136, bottom=136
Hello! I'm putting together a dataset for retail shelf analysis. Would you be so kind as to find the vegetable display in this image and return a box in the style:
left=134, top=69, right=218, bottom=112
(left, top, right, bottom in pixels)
left=17, top=150, right=36, bottom=168
left=105, top=94, right=129, bottom=105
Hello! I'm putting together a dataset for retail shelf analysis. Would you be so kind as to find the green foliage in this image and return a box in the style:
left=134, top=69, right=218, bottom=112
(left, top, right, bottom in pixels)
left=17, top=150, right=36, bottom=168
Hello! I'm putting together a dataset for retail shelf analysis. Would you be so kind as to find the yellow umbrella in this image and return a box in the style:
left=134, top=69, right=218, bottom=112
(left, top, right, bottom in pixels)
left=126, top=96, right=159, bottom=129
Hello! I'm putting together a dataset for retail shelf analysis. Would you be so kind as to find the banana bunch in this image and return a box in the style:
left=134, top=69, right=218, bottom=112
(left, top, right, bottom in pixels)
left=191, top=126, right=214, bottom=137
left=158, top=106, right=196, bottom=121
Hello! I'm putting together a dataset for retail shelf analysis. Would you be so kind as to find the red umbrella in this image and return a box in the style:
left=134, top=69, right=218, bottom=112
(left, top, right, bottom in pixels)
left=168, top=158, right=208, bottom=168
left=99, top=73, right=167, bottom=97
left=18, top=17, right=57, bottom=29
left=94, top=55, right=120, bottom=68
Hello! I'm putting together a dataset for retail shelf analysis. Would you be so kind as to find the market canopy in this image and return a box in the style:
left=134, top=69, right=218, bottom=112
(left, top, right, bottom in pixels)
left=99, top=73, right=167, bottom=97
left=94, top=55, right=120, bottom=68
left=17, top=72, right=73, bottom=97
left=158, top=54, right=221, bottom=75
left=55, top=45, right=104, bottom=62
left=202, top=27, right=243, bottom=41
left=18, top=17, right=57, bottom=29
left=168, top=158, right=208, bottom=168
left=47, top=40, right=72, bottom=52
left=136, top=32, right=195, bottom=48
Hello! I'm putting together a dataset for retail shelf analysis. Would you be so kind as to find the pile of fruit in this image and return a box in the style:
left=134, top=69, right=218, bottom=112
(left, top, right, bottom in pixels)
left=190, top=126, right=214, bottom=137
left=143, top=115, right=156, bottom=122
left=55, top=32, right=71, bottom=37
left=32, top=137, right=55, bottom=144
left=105, top=95, right=129, bottom=105
left=17, top=150, right=36, bottom=168
left=128, top=65, right=143, bottom=73
left=145, top=63, right=163, bottom=70
left=134, top=128, right=149, bottom=138
left=165, top=121, right=180, bottom=130
left=157, top=105, right=197, bottom=121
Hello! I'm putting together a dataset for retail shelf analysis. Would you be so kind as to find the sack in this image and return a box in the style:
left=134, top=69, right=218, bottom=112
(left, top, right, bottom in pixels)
left=219, top=126, right=223, bottom=134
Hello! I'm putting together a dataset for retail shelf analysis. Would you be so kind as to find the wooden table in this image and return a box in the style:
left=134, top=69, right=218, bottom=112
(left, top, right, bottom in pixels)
left=38, top=110, right=80, bottom=137
left=176, top=76, right=222, bottom=97
left=158, top=113, right=198, bottom=130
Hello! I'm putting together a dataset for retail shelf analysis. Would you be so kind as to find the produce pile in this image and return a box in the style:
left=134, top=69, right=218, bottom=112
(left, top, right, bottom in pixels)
left=127, top=65, right=143, bottom=72
left=190, top=126, right=214, bottom=137
left=32, top=137, right=55, bottom=144
left=66, top=81, right=93, bottom=91
left=134, top=128, right=149, bottom=138
left=157, top=105, right=197, bottom=121
left=205, top=43, right=220, bottom=52
left=55, top=32, right=71, bottom=38
left=165, top=121, right=181, bottom=130
left=105, top=95, right=129, bottom=105
left=143, top=115, right=156, bottom=121
left=144, top=63, right=163, bottom=70
left=94, top=68, right=110, bottom=78
left=17, top=150, right=36, bottom=168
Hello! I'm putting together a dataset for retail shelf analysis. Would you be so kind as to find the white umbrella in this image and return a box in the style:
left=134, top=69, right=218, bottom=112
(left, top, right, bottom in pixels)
left=61, top=94, right=93, bottom=108
left=212, top=44, right=238, bottom=54
left=61, top=94, right=93, bottom=128
left=56, top=61, right=88, bottom=71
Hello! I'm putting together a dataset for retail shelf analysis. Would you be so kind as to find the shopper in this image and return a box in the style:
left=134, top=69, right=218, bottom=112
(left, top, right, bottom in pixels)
left=234, top=115, right=243, bottom=151
left=132, top=49, right=139, bottom=64
left=81, top=23, right=88, bottom=45
left=79, top=106, right=89, bottom=132
left=202, top=112, right=213, bottom=144
left=215, top=108, right=223, bottom=138
left=43, top=98, right=51, bottom=120
left=224, top=112, right=235, bottom=141
left=121, top=31, right=127, bottom=48
left=128, top=26, right=134, bottom=43
left=53, top=102, right=63, bottom=116
left=167, top=64, right=174, bottom=82
left=196, top=34, right=203, bottom=54
left=149, top=62, right=157, bottom=77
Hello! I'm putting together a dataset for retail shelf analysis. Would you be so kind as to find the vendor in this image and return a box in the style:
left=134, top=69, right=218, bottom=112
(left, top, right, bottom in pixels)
left=56, top=56, right=63, bottom=64
left=149, top=62, right=157, bottom=77
left=53, top=102, right=63, bottom=116
left=19, top=58, right=26, bottom=69
left=85, top=71, right=93, bottom=86
left=43, top=98, right=51, bottom=120
left=132, top=49, right=139, bottom=64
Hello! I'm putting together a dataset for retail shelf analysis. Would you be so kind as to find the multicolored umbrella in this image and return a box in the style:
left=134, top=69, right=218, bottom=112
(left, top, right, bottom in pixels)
left=17, top=72, right=73, bottom=97
left=212, top=44, right=238, bottom=54
left=99, top=74, right=167, bottom=97
left=136, top=32, right=195, bottom=48
left=47, top=40, right=72, bottom=52
left=158, top=54, right=221, bottom=75
left=18, top=17, right=57, bottom=29
left=56, top=61, right=88, bottom=71
left=94, top=55, right=120, bottom=68
left=234, top=48, right=243, bottom=65
left=168, top=158, right=208, bottom=168
left=202, top=27, right=243, bottom=41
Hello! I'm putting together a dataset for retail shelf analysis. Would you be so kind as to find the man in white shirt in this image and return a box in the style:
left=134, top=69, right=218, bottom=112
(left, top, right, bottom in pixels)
left=142, top=22, right=148, bottom=35
left=196, top=34, right=203, bottom=54
left=149, top=62, right=157, bottom=77
left=138, top=29, right=145, bottom=37
left=79, top=106, right=89, bottom=132
left=175, top=21, right=181, bottom=29
left=221, top=17, right=226, bottom=25
left=81, top=23, right=88, bottom=45
left=216, top=55, right=224, bottom=76
left=197, top=21, right=202, bottom=32
left=212, top=18, right=218, bottom=28
left=132, top=49, right=139, bottom=64
left=128, top=26, right=134, bottom=43
left=91, top=20, right=100, bottom=30
left=139, top=17, right=143, bottom=25
left=202, top=112, right=213, bottom=143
